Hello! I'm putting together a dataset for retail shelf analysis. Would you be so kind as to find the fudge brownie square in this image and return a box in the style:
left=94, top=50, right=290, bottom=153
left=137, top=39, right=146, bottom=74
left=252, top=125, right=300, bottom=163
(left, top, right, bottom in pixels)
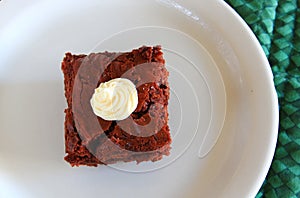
left=61, top=46, right=171, bottom=166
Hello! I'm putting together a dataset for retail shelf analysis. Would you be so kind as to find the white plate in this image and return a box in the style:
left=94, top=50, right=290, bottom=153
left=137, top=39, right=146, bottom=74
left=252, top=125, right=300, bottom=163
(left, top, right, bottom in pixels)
left=0, top=0, right=278, bottom=197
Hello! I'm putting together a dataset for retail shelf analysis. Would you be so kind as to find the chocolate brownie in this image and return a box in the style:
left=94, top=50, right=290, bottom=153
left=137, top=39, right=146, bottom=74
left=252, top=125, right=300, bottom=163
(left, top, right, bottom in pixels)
left=62, top=46, right=171, bottom=166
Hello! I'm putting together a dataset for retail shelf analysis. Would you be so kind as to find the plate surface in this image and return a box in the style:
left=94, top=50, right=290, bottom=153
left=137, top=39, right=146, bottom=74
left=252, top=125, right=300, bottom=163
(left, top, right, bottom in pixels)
left=0, top=0, right=278, bottom=197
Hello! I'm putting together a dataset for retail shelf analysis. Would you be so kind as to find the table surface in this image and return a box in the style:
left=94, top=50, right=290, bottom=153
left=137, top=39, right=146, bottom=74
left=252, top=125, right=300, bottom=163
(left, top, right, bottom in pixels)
left=225, top=0, right=300, bottom=197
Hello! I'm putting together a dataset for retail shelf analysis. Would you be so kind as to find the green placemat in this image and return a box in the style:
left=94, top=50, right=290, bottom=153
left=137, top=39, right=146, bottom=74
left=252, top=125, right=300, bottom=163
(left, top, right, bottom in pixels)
left=225, top=0, right=300, bottom=197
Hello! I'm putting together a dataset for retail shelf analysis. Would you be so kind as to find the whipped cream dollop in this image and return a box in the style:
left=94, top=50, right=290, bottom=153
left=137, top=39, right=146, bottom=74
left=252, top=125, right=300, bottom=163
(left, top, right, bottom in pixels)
left=90, top=78, right=138, bottom=121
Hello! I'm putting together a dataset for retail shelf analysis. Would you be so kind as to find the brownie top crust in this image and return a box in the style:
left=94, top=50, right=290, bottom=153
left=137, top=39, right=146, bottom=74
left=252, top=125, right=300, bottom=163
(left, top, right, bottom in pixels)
left=62, top=46, right=171, bottom=166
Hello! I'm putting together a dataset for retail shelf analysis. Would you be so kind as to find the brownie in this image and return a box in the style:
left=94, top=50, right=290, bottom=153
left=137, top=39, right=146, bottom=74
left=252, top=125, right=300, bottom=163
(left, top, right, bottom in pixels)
left=62, top=46, right=171, bottom=166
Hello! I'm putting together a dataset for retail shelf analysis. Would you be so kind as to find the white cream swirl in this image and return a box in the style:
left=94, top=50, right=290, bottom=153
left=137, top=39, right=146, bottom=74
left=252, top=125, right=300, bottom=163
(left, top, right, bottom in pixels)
left=90, top=78, right=138, bottom=121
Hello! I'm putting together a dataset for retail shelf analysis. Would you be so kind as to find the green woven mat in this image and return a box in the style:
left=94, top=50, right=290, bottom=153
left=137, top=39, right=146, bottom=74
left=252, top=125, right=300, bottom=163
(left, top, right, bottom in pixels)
left=225, top=0, right=300, bottom=197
